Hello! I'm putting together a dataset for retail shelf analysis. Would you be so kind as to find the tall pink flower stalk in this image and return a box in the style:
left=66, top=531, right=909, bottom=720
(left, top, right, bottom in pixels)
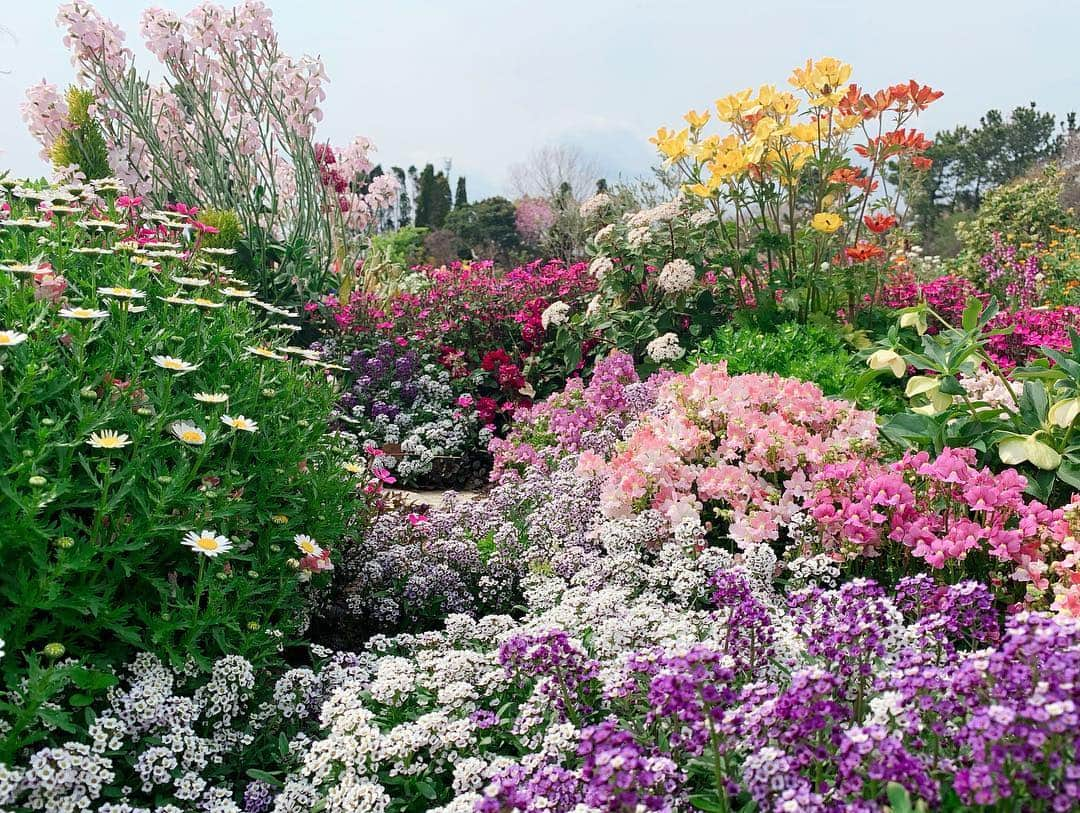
left=27, top=1, right=398, bottom=298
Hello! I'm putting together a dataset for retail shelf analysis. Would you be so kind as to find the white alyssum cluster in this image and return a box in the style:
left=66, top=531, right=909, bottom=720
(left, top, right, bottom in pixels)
left=690, top=209, right=718, bottom=227
left=541, top=300, right=571, bottom=329
left=657, top=258, right=696, bottom=294
left=646, top=332, right=685, bottom=362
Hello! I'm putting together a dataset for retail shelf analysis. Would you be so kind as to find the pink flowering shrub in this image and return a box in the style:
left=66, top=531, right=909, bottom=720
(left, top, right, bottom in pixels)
left=309, top=258, right=596, bottom=406
left=807, top=447, right=1080, bottom=613
left=489, top=351, right=672, bottom=481
left=29, top=2, right=398, bottom=298
left=515, top=197, right=556, bottom=245
left=884, top=272, right=1080, bottom=367
left=979, top=232, right=1042, bottom=309
left=594, top=363, right=878, bottom=544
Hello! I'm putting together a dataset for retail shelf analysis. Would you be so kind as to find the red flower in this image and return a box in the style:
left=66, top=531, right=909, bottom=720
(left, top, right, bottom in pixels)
left=828, top=167, right=878, bottom=193
left=911, top=155, right=934, bottom=171
left=481, top=348, right=512, bottom=372
left=855, top=129, right=932, bottom=161
left=863, top=213, right=898, bottom=234
left=845, top=242, right=886, bottom=263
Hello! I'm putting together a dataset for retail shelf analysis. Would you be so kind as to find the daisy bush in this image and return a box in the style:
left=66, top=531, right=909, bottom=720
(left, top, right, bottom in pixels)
left=0, top=179, right=379, bottom=758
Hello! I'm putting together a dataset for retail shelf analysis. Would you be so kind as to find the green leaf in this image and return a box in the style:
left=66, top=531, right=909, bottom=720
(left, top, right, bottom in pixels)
left=246, top=769, right=284, bottom=788
left=961, top=296, right=983, bottom=332
left=938, top=375, right=966, bottom=396
left=886, top=782, right=914, bottom=813
left=1057, top=460, right=1080, bottom=490
left=689, top=794, right=729, bottom=812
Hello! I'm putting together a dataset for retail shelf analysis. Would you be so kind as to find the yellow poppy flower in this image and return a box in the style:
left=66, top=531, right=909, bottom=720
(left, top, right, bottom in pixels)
left=811, top=213, right=843, bottom=233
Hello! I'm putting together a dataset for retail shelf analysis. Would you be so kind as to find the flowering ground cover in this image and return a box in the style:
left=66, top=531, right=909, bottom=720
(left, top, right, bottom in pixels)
left=3, top=9, right=1080, bottom=811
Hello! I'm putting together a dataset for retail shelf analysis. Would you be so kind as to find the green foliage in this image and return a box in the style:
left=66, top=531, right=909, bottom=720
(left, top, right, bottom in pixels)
left=199, top=208, right=243, bottom=249
left=454, top=175, right=468, bottom=209
left=0, top=225, right=360, bottom=703
left=693, top=322, right=905, bottom=413
left=868, top=298, right=1080, bottom=505
left=908, top=103, right=1072, bottom=250
left=369, top=226, right=430, bottom=269
left=955, top=167, right=1074, bottom=259
left=49, top=87, right=111, bottom=180
left=443, top=196, right=521, bottom=259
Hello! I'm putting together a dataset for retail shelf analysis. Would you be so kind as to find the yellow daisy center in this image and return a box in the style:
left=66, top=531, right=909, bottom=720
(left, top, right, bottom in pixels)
left=181, top=430, right=203, bottom=442
left=196, top=537, right=220, bottom=551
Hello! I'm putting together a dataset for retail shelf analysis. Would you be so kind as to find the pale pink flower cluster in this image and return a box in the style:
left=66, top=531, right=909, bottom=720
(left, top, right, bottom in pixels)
left=21, top=81, right=70, bottom=162
left=595, top=363, right=877, bottom=545
left=40, top=1, right=396, bottom=249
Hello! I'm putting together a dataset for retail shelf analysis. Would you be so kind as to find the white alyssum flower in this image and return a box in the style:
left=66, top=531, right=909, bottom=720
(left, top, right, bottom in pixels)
left=626, top=225, right=652, bottom=249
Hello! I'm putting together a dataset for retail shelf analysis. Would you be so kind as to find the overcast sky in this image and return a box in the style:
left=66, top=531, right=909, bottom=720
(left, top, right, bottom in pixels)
left=2, top=0, right=1079, bottom=198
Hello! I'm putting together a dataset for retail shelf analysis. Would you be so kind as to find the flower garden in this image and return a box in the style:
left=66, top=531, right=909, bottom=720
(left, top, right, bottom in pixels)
left=2, top=4, right=1080, bottom=812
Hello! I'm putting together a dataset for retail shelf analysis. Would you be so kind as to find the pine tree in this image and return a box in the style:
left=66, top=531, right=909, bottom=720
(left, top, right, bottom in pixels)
left=414, top=164, right=437, bottom=227
left=455, top=176, right=468, bottom=209
left=392, top=166, right=409, bottom=227
left=432, top=172, right=453, bottom=227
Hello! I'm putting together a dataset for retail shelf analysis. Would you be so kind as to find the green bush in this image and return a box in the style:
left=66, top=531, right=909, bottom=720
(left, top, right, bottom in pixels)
left=955, top=166, right=1074, bottom=260
left=692, top=322, right=904, bottom=413
left=369, top=225, right=429, bottom=268
left=0, top=189, right=366, bottom=756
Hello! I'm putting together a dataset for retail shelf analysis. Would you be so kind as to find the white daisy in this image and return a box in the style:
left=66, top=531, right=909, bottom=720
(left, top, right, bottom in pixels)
left=181, top=529, right=233, bottom=557
left=194, top=392, right=229, bottom=404
left=221, top=414, right=258, bottom=432
left=293, top=534, right=323, bottom=556
left=245, top=346, right=287, bottom=361
left=98, top=286, right=146, bottom=299
left=87, top=430, right=131, bottom=449
left=151, top=355, right=199, bottom=373
left=170, top=421, right=207, bottom=445
left=59, top=307, right=109, bottom=320
left=172, top=276, right=210, bottom=288
left=0, top=330, right=28, bottom=347
left=221, top=287, right=255, bottom=298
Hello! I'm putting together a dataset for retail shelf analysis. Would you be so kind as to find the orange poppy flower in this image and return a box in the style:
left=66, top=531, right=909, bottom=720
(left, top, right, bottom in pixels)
left=845, top=242, right=886, bottom=263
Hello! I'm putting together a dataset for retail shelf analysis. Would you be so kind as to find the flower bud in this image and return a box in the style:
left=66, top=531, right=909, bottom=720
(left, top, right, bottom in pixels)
left=56, top=536, right=75, bottom=549
left=43, top=642, right=65, bottom=659
left=28, top=475, right=47, bottom=487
